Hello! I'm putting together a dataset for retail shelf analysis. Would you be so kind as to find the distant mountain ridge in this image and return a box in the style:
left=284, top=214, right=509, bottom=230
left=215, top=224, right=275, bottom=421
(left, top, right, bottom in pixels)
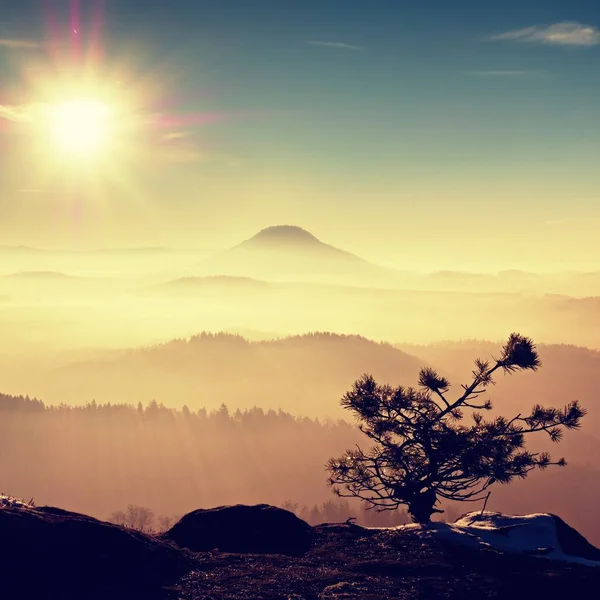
left=4, top=271, right=74, bottom=279
left=0, top=245, right=180, bottom=254
left=235, top=225, right=364, bottom=261
left=39, top=332, right=427, bottom=415
left=240, top=225, right=321, bottom=246
left=198, top=225, right=394, bottom=285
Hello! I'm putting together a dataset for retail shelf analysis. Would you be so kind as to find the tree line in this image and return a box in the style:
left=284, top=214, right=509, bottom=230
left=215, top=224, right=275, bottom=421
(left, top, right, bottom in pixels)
left=108, top=499, right=411, bottom=533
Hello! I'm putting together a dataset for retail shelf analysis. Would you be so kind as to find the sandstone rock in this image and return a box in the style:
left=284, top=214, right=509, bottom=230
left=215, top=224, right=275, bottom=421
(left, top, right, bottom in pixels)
left=0, top=504, right=193, bottom=599
left=163, top=503, right=313, bottom=555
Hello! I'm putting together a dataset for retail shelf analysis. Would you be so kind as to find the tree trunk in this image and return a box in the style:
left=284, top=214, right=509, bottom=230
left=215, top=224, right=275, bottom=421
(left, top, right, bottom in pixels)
left=407, top=489, right=438, bottom=524
left=408, top=502, right=434, bottom=524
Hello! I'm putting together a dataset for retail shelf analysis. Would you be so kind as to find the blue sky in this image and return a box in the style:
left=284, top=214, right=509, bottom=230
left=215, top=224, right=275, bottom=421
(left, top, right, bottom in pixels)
left=0, top=1, right=599, bottom=269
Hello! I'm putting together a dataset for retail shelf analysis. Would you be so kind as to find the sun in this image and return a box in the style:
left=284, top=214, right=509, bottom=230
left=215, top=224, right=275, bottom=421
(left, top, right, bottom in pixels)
left=47, top=98, right=113, bottom=157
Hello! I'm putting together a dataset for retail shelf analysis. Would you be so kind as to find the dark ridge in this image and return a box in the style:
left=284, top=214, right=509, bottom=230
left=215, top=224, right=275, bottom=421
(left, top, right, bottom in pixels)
left=498, top=270, right=540, bottom=278
left=243, top=225, right=321, bottom=246
left=234, top=225, right=364, bottom=261
left=4, top=270, right=72, bottom=279
left=140, top=331, right=412, bottom=354
left=430, top=270, right=487, bottom=279
left=158, top=276, right=269, bottom=287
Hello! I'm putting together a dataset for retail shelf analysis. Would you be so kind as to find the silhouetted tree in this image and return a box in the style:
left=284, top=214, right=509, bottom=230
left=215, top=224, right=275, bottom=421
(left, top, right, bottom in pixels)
left=0, top=393, right=44, bottom=412
left=281, top=500, right=299, bottom=514
left=156, top=514, right=180, bottom=532
left=109, top=510, right=127, bottom=526
left=109, top=504, right=155, bottom=532
left=309, top=505, right=322, bottom=525
left=327, top=334, right=586, bottom=524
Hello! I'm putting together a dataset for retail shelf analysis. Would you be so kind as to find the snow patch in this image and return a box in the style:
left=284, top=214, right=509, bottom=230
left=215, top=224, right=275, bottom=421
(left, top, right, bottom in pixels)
left=387, top=511, right=600, bottom=567
left=0, top=494, right=32, bottom=509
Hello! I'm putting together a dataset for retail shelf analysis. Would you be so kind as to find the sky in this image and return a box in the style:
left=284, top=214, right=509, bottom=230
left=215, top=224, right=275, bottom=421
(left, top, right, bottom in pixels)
left=0, top=0, right=599, bottom=271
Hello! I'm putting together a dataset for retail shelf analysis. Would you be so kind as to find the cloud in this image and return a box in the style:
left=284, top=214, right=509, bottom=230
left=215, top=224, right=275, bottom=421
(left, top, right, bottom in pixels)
left=161, top=131, right=191, bottom=142
left=0, top=38, right=40, bottom=49
left=159, top=130, right=239, bottom=165
left=468, top=69, right=544, bottom=76
left=162, top=145, right=240, bottom=166
left=0, top=102, right=49, bottom=125
left=0, top=106, right=16, bottom=121
left=543, top=216, right=600, bottom=227
left=489, top=22, right=600, bottom=46
left=162, top=147, right=208, bottom=163
left=307, top=40, right=363, bottom=50
left=0, top=105, right=31, bottom=123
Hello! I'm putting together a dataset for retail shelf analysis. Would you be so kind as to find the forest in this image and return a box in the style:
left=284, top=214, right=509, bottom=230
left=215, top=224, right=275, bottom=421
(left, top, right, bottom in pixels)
left=2, top=390, right=599, bottom=543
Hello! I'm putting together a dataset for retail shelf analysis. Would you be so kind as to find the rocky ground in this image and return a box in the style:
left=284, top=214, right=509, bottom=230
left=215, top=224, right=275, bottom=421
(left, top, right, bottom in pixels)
left=0, top=502, right=193, bottom=600
left=169, top=523, right=598, bottom=600
left=1, top=500, right=597, bottom=600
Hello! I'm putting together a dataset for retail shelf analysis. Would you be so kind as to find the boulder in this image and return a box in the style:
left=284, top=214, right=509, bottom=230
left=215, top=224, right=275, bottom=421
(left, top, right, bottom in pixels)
left=551, top=514, right=600, bottom=561
left=163, top=503, right=313, bottom=555
left=449, top=511, right=600, bottom=565
left=0, top=504, right=193, bottom=599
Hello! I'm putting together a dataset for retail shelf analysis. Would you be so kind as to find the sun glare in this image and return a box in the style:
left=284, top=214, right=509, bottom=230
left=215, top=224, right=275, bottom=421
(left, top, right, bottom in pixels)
left=48, top=99, right=113, bottom=156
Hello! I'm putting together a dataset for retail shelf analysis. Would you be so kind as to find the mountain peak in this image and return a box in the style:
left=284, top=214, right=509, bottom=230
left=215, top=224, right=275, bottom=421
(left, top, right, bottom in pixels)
left=245, top=226, right=321, bottom=246
left=200, top=224, right=391, bottom=284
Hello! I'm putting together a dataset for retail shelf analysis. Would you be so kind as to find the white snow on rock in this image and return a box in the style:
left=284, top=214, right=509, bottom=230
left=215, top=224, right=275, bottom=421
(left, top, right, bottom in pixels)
left=0, top=494, right=31, bottom=509
left=387, top=511, right=600, bottom=567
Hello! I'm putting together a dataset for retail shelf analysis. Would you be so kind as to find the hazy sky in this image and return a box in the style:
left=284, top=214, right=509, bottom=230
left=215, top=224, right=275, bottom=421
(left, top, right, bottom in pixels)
left=0, top=1, right=599, bottom=270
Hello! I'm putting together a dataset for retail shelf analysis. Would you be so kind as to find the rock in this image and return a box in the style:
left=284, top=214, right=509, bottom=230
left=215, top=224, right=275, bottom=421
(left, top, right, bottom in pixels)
left=551, top=514, right=600, bottom=561
left=163, top=503, right=313, bottom=555
left=0, top=504, right=194, bottom=599
left=449, top=511, right=600, bottom=566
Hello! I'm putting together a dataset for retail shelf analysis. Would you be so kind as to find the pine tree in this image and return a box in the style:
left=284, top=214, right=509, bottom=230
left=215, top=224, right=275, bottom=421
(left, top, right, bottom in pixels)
left=326, top=334, right=586, bottom=524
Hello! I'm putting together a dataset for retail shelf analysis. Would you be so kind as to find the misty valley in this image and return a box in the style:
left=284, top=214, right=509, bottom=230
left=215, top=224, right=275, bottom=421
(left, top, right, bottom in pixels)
left=2, top=228, right=600, bottom=548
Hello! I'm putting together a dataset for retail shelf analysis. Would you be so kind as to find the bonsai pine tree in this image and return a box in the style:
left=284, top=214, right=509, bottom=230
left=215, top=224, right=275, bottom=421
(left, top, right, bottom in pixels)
left=326, top=334, right=586, bottom=524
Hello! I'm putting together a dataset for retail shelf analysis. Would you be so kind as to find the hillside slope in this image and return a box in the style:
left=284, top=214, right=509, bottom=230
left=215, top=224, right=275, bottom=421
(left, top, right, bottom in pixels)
left=21, top=332, right=427, bottom=414
left=198, top=225, right=395, bottom=286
